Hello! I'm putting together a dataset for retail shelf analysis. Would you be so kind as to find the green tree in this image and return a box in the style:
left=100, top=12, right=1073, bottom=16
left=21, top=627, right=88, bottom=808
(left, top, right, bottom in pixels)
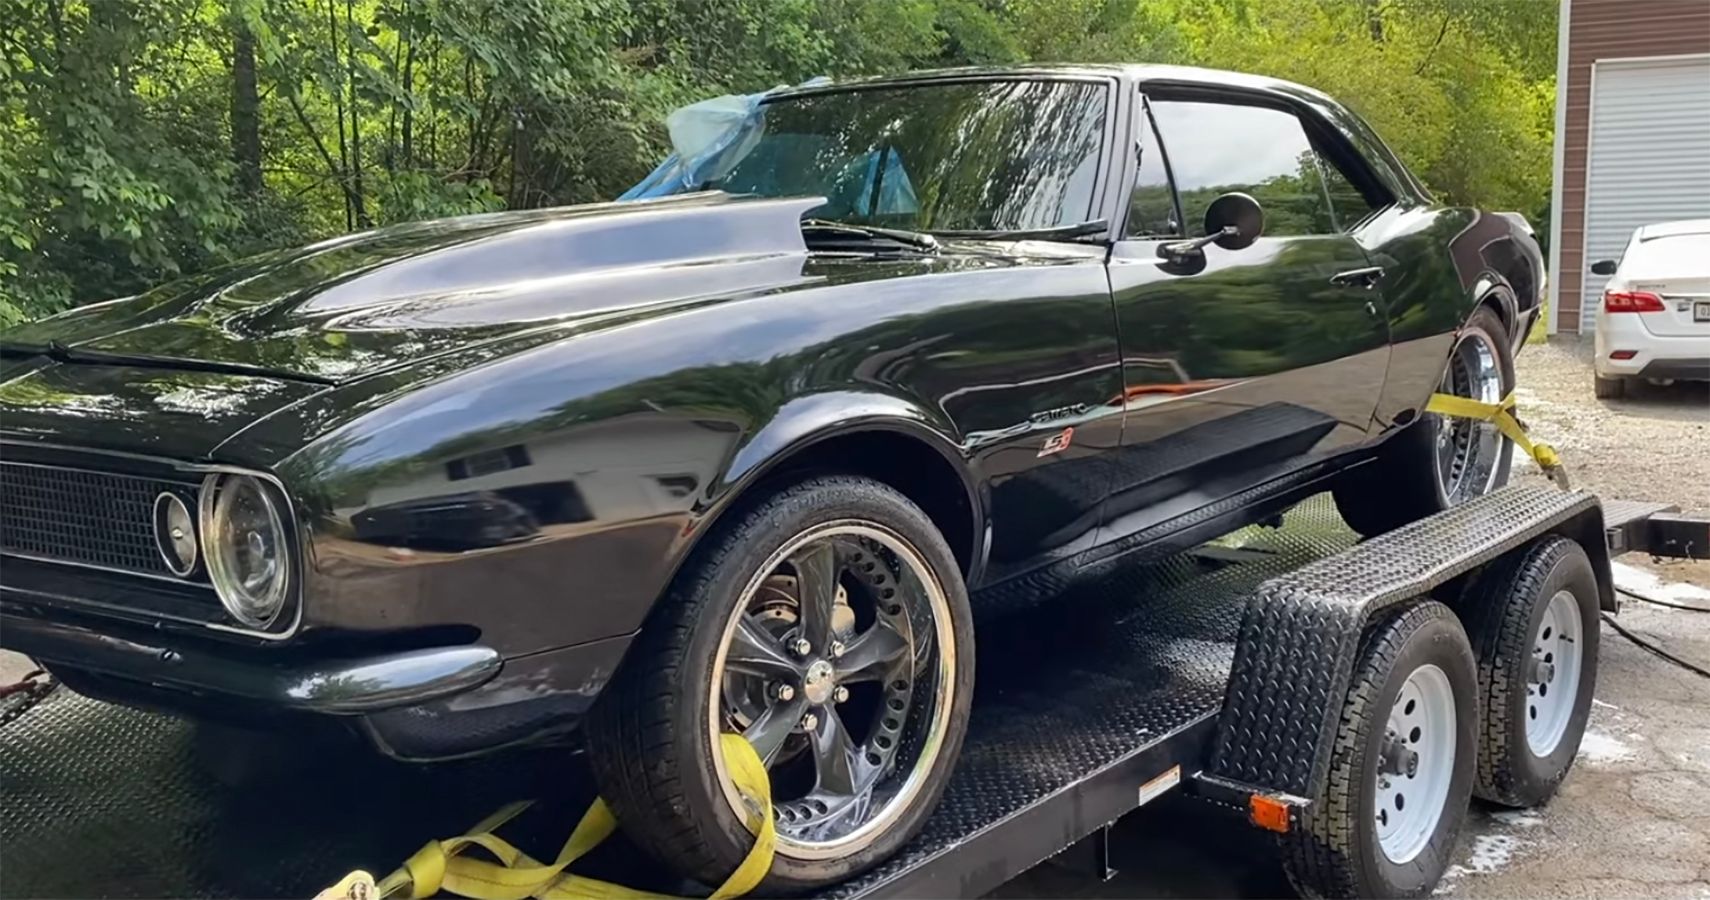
left=0, top=0, right=1562, bottom=327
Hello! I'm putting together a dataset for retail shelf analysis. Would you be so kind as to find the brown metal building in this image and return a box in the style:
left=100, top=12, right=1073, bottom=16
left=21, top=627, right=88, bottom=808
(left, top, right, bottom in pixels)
left=1548, top=0, right=1710, bottom=334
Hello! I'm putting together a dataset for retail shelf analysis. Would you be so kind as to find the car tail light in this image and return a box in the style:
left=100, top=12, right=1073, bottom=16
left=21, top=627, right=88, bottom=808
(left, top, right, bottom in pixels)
left=1603, top=290, right=1665, bottom=313
left=1609, top=350, right=1637, bottom=360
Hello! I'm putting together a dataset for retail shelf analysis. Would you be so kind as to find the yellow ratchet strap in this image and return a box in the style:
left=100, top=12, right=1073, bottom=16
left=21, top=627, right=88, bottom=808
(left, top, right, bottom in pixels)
left=1426, top=390, right=1569, bottom=490
left=317, top=734, right=774, bottom=900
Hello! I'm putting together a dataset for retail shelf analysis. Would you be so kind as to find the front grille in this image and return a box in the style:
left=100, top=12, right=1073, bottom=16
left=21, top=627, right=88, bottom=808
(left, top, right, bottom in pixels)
left=0, top=461, right=195, bottom=578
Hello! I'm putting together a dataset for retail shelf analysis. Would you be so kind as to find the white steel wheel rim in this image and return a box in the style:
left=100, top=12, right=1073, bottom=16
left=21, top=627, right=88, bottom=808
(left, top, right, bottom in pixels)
left=1526, top=590, right=1584, bottom=756
left=1375, top=664, right=1456, bottom=864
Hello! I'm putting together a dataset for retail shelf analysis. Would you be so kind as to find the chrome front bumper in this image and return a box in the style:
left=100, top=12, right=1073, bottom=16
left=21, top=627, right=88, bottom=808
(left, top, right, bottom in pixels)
left=0, top=612, right=501, bottom=715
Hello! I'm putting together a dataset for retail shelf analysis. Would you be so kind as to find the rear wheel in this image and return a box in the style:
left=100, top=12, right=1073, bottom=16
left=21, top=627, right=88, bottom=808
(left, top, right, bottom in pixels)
left=1281, top=601, right=1477, bottom=899
left=1335, top=306, right=1514, bottom=537
left=1593, top=374, right=1626, bottom=399
left=586, top=475, right=973, bottom=891
left=1459, top=536, right=1599, bottom=807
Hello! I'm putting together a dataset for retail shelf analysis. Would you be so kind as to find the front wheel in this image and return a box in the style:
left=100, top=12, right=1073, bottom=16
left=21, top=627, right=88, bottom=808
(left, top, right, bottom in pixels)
left=586, top=475, right=974, bottom=891
left=1335, top=306, right=1515, bottom=537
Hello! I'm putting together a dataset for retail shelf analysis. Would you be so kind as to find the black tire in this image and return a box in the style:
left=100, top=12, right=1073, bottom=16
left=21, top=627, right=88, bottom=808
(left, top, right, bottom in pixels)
left=1281, top=600, right=1478, bottom=899
left=1333, top=306, right=1515, bottom=537
left=585, top=475, right=974, bottom=892
left=1593, top=374, right=1626, bottom=399
left=1458, top=536, right=1599, bottom=807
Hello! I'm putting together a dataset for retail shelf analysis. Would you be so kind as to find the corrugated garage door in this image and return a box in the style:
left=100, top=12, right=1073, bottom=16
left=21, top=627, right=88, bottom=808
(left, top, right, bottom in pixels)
left=1582, top=55, right=1710, bottom=325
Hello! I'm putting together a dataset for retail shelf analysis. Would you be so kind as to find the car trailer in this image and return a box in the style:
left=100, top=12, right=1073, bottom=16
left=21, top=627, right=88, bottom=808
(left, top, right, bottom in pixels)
left=2, top=485, right=1706, bottom=899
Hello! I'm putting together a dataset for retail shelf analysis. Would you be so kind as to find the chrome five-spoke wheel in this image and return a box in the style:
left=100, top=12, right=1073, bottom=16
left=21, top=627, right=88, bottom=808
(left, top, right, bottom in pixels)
left=709, top=520, right=957, bottom=858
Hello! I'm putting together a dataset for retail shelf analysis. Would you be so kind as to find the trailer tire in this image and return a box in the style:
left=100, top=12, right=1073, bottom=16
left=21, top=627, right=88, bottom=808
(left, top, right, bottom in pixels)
left=1459, top=536, right=1598, bottom=807
left=1281, top=600, right=1477, bottom=899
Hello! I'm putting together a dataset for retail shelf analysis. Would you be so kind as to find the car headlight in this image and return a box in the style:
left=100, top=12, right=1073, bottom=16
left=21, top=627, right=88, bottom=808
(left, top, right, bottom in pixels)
left=200, top=473, right=291, bottom=628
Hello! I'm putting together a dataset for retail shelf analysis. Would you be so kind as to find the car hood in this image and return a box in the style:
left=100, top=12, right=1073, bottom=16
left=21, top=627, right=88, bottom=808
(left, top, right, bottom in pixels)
left=2, top=192, right=820, bottom=385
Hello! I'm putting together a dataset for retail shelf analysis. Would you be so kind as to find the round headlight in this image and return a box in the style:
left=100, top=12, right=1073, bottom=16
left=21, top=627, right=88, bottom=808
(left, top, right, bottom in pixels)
left=200, top=474, right=291, bottom=628
left=152, top=492, right=198, bottom=576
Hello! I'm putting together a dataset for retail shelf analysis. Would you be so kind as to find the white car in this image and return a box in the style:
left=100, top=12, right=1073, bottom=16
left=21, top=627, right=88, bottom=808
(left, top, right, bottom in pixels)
left=1591, top=219, right=1710, bottom=399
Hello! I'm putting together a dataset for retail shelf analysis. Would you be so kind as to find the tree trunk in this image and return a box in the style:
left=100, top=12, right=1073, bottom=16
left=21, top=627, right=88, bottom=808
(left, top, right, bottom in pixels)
left=230, top=11, right=264, bottom=196
left=400, top=24, right=416, bottom=169
left=344, top=0, right=369, bottom=226
left=325, top=0, right=352, bottom=229
left=507, top=109, right=529, bottom=207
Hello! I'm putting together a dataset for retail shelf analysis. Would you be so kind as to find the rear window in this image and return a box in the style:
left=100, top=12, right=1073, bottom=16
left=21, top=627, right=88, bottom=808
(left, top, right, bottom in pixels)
left=1627, top=233, right=1710, bottom=276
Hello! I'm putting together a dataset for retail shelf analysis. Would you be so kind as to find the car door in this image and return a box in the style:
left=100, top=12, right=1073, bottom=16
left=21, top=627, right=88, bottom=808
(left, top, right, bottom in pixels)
left=1098, top=92, right=1391, bottom=545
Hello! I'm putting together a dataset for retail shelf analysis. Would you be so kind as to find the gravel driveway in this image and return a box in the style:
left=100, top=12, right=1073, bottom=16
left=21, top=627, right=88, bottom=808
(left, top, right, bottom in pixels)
left=1509, top=336, right=1710, bottom=514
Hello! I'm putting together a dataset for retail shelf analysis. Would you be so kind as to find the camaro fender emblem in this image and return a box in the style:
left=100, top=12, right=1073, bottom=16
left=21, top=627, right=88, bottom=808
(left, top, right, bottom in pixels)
left=1037, top=427, right=1074, bottom=458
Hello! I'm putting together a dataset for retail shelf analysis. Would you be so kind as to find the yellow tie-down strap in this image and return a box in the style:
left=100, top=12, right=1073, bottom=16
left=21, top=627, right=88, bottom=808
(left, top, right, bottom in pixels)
left=316, top=734, right=775, bottom=900
left=1426, top=391, right=1569, bottom=490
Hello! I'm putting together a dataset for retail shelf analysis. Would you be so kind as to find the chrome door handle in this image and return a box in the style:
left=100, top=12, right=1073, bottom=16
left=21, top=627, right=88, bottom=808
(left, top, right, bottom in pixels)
left=1330, top=266, right=1385, bottom=288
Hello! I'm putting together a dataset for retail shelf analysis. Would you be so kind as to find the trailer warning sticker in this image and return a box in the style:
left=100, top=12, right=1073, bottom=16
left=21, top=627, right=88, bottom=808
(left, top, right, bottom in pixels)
left=1137, top=764, right=1182, bottom=807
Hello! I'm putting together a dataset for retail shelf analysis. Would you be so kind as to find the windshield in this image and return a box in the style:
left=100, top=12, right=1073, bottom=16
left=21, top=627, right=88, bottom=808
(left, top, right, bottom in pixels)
left=684, top=80, right=1109, bottom=233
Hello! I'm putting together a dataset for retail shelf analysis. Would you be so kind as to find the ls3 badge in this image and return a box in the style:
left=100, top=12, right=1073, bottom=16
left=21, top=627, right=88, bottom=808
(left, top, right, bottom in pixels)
left=1037, top=427, right=1075, bottom=458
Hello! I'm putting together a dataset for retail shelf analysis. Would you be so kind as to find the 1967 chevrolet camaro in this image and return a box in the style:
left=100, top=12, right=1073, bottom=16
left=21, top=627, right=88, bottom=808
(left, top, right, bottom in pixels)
left=0, top=65, right=1542, bottom=888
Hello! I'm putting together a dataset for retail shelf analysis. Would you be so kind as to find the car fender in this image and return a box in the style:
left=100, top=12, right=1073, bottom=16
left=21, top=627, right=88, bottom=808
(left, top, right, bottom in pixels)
left=1467, top=274, right=1520, bottom=336
left=681, top=388, right=987, bottom=585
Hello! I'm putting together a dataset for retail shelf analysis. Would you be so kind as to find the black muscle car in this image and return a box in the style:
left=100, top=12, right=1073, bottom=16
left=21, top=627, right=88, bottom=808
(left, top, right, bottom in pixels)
left=0, top=65, right=1542, bottom=888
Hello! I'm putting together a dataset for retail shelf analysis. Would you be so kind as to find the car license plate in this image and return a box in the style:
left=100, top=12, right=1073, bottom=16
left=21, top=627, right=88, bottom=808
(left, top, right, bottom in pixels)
left=1696, top=301, right=1710, bottom=322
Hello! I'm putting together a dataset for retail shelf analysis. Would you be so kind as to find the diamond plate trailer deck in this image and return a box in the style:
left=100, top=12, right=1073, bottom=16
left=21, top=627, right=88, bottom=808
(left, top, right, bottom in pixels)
left=0, top=488, right=1695, bottom=899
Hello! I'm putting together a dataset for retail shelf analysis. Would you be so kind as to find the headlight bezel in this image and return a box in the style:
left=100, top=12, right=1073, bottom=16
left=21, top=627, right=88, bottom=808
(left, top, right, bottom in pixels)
left=199, top=471, right=297, bottom=631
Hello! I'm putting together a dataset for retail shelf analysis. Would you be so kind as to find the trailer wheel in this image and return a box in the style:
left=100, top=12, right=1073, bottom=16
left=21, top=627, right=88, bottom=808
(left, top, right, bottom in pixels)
left=1281, top=600, right=1477, bottom=899
left=1459, top=536, right=1598, bottom=807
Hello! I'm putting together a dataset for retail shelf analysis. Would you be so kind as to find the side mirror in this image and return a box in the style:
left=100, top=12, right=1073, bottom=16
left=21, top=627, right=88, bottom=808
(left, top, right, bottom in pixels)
left=1205, top=192, right=1264, bottom=251
left=1159, top=192, right=1265, bottom=260
left=1590, top=259, right=1617, bottom=276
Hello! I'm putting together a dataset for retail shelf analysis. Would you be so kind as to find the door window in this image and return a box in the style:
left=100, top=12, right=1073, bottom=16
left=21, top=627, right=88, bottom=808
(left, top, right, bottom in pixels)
left=1149, top=99, right=1339, bottom=237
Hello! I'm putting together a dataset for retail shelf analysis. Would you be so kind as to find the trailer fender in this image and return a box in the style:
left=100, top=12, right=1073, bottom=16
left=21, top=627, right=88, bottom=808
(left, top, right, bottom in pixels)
left=1207, top=486, right=1612, bottom=800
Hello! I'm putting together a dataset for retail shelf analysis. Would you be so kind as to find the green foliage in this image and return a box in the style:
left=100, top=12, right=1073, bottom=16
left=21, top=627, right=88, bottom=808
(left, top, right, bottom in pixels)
left=0, top=0, right=1560, bottom=327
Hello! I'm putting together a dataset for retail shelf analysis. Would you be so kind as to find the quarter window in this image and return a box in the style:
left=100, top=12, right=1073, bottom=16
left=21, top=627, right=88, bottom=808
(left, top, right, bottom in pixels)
left=1149, top=99, right=1338, bottom=237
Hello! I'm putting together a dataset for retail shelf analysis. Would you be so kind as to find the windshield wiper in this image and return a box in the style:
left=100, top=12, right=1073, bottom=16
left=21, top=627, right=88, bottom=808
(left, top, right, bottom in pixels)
left=928, top=219, right=1109, bottom=243
left=800, top=219, right=939, bottom=253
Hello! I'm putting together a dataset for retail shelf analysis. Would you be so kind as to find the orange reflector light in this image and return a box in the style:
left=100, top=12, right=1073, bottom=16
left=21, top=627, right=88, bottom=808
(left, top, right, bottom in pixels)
left=1249, top=794, right=1291, bottom=833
